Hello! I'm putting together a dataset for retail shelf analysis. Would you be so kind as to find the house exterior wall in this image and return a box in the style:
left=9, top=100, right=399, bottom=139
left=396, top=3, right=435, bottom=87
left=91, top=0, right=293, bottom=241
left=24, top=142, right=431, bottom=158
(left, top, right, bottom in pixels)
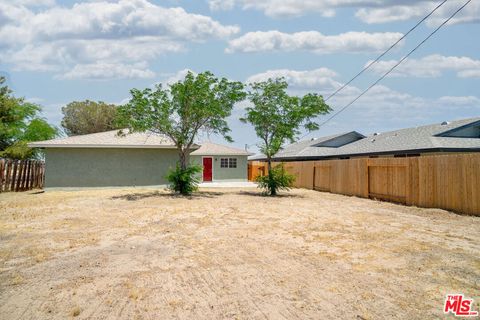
left=190, top=155, right=248, bottom=182
left=45, top=148, right=179, bottom=188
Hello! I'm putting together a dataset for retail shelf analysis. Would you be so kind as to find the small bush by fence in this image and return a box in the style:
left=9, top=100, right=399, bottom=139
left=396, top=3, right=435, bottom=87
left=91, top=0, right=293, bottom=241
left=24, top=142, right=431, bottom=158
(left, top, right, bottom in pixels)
left=249, top=154, right=480, bottom=215
left=0, top=158, right=45, bottom=192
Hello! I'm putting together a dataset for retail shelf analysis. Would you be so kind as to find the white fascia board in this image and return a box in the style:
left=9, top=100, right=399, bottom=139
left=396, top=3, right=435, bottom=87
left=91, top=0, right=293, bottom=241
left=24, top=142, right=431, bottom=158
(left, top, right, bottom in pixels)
left=27, top=144, right=178, bottom=149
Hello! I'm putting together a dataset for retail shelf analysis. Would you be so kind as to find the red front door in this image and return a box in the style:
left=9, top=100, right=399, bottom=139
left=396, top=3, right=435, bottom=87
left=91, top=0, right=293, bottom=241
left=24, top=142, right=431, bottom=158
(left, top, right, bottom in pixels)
left=202, top=157, right=213, bottom=182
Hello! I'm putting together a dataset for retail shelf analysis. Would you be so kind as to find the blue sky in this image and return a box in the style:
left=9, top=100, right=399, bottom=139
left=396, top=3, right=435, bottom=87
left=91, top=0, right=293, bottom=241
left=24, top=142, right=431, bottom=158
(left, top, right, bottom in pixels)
left=1, top=0, right=479, bottom=152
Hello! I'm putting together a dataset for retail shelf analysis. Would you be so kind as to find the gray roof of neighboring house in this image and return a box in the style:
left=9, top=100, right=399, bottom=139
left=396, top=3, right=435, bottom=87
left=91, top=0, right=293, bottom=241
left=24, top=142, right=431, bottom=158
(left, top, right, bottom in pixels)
left=190, top=141, right=252, bottom=156
left=252, top=117, right=480, bottom=161
left=28, top=129, right=183, bottom=149
left=248, top=153, right=266, bottom=161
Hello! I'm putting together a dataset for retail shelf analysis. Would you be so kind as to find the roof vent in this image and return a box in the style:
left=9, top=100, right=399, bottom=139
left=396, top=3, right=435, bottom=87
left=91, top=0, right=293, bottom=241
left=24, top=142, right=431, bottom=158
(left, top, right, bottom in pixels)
left=441, top=121, right=450, bottom=125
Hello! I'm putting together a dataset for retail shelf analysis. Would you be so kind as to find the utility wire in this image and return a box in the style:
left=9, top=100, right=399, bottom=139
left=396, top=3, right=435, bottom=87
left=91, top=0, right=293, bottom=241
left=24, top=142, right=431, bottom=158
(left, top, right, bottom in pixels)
left=304, top=0, right=471, bottom=139
left=323, top=0, right=448, bottom=102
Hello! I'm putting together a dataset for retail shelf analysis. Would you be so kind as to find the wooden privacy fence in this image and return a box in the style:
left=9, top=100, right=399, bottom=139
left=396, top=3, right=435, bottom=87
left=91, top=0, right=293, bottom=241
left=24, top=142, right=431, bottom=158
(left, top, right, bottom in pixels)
left=251, top=153, right=480, bottom=215
left=0, top=158, right=45, bottom=192
left=248, top=161, right=266, bottom=181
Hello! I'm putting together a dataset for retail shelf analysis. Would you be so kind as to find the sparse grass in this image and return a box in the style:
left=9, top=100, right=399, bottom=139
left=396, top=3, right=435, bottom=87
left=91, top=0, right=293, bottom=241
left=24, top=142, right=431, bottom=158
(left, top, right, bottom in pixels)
left=168, top=299, right=185, bottom=310
left=70, top=306, right=81, bottom=317
left=10, top=273, right=24, bottom=286
left=125, top=280, right=145, bottom=301
left=0, top=187, right=478, bottom=319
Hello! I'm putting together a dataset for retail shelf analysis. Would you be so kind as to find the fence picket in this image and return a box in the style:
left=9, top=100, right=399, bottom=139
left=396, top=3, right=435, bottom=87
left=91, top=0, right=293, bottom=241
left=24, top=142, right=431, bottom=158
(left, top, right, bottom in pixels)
left=0, top=159, right=4, bottom=192
left=5, top=160, right=12, bottom=192
left=0, top=158, right=45, bottom=192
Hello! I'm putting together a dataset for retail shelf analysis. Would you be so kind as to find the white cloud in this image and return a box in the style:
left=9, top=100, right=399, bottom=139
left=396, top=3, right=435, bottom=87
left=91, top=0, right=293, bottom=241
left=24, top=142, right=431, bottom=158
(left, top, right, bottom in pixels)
left=227, top=30, right=403, bottom=54
left=239, top=0, right=364, bottom=18
left=208, top=0, right=480, bottom=26
left=208, top=0, right=235, bottom=11
left=246, top=68, right=340, bottom=91
left=437, top=95, right=480, bottom=106
left=458, top=70, right=480, bottom=78
left=2, top=0, right=56, bottom=7
left=356, top=0, right=480, bottom=26
left=244, top=67, right=480, bottom=129
left=162, top=68, right=197, bottom=85
left=0, top=0, right=239, bottom=79
left=366, top=55, right=480, bottom=78
left=59, top=62, right=156, bottom=80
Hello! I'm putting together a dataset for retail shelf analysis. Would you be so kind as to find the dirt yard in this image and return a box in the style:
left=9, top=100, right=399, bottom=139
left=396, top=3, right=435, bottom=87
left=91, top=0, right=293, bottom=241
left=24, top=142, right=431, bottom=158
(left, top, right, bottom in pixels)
left=0, top=187, right=479, bottom=319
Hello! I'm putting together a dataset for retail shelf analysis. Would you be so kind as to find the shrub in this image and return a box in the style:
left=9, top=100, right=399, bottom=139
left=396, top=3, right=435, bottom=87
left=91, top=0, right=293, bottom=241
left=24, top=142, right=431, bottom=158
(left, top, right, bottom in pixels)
left=166, top=163, right=202, bottom=195
left=255, top=164, right=295, bottom=196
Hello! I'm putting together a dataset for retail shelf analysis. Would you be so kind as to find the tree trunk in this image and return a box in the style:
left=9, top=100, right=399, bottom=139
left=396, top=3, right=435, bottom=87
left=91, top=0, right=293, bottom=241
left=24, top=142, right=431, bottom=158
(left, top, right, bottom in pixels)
left=267, top=157, right=276, bottom=196
left=179, top=150, right=187, bottom=170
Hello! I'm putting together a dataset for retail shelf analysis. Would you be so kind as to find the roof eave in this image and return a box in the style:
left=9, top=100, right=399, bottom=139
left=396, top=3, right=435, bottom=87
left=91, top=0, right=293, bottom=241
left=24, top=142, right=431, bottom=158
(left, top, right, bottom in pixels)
left=190, top=153, right=252, bottom=156
left=262, top=147, right=480, bottom=161
left=27, top=143, right=179, bottom=149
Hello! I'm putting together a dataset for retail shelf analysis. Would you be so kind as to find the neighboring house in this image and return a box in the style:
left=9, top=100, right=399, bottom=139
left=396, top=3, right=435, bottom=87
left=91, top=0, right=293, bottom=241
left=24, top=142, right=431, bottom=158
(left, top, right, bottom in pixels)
left=249, top=117, right=480, bottom=162
left=28, top=130, right=251, bottom=188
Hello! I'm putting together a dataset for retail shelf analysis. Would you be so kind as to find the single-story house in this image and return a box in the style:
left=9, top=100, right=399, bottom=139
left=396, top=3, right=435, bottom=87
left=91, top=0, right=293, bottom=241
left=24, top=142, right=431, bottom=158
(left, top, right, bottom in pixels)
left=29, top=130, right=251, bottom=188
left=249, top=117, right=480, bottom=162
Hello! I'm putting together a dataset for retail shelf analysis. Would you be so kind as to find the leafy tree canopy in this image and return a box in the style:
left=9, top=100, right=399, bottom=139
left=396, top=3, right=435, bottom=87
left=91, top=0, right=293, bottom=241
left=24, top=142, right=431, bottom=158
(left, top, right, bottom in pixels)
left=0, top=77, right=58, bottom=159
left=61, top=100, right=120, bottom=136
left=241, top=77, right=331, bottom=195
left=118, top=71, right=246, bottom=170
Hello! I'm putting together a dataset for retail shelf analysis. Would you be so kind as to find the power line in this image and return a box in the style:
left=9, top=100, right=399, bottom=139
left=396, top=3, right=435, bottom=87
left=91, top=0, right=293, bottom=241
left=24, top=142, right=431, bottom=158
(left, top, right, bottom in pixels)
left=305, top=0, right=471, bottom=138
left=324, top=0, right=448, bottom=102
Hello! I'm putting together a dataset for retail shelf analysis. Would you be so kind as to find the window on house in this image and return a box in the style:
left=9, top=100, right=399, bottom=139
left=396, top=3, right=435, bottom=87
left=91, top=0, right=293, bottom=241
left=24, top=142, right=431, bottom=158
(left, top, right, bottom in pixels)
left=229, top=158, right=237, bottom=168
left=220, top=158, right=237, bottom=168
left=220, top=158, right=229, bottom=168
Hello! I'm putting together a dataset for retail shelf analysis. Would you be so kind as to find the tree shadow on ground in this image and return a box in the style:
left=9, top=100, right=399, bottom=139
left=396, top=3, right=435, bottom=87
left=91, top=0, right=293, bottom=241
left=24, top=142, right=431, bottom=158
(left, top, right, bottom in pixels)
left=236, top=190, right=305, bottom=199
left=111, top=190, right=224, bottom=201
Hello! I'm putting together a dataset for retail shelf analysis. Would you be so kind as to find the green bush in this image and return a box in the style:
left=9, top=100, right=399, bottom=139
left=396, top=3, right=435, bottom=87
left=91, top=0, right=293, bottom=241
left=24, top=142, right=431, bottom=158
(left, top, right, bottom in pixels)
left=166, top=163, right=202, bottom=195
left=255, top=164, right=295, bottom=196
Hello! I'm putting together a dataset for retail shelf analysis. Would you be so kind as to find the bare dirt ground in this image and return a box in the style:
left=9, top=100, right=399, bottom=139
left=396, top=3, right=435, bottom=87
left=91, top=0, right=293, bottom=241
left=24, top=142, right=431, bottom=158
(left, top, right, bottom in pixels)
left=0, top=187, right=479, bottom=320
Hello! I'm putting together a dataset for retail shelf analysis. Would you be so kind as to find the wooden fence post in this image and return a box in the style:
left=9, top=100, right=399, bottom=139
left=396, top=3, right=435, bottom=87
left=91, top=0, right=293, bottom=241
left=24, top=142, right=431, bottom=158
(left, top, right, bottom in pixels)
left=28, top=161, right=33, bottom=190
left=34, top=162, right=40, bottom=188
left=22, top=160, right=28, bottom=191
left=5, top=160, right=12, bottom=192
left=15, top=160, right=23, bottom=192
left=0, top=159, right=4, bottom=192
left=28, top=160, right=33, bottom=190
left=10, top=160, right=18, bottom=192
left=312, top=165, right=316, bottom=190
left=23, top=160, right=30, bottom=191
left=30, top=160, right=35, bottom=190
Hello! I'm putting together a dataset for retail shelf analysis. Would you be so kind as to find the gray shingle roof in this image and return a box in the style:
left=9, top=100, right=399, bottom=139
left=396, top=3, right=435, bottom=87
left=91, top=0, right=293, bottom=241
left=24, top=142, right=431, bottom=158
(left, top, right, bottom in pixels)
left=265, top=117, right=480, bottom=160
left=28, top=130, right=251, bottom=156
left=190, top=141, right=252, bottom=156
left=28, top=129, right=180, bottom=149
left=248, top=153, right=267, bottom=161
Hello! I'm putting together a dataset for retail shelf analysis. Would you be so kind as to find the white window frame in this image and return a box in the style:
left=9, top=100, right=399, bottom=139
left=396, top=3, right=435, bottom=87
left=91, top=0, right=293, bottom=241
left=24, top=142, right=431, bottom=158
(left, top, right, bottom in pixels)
left=228, top=158, right=237, bottom=168
left=220, top=158, right=229, bottom=168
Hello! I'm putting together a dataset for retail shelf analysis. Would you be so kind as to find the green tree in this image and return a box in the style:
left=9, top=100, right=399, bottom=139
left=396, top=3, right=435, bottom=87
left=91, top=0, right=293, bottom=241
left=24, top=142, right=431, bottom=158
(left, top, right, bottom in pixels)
left=0, top=77, right=58, bottom=159
left=241, top=78, right=331, bottom=195
left=61, top=100, right=120, bottom=136
left=118, top=71, right=246, bottom=194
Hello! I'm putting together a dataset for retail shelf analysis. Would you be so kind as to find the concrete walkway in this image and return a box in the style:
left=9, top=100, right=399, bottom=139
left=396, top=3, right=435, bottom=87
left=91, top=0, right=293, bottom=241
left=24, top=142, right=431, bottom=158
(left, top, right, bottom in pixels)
left=198, top=181, right=257, bottom=188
